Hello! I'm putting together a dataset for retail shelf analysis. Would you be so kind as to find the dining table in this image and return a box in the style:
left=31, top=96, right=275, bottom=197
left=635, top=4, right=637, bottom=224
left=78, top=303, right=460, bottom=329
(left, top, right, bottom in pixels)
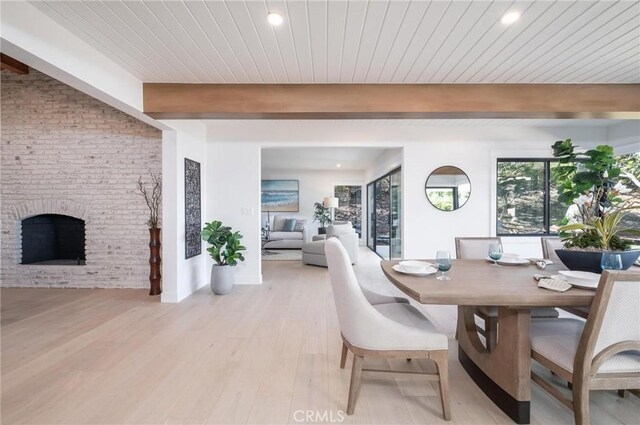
left=380, top=259, right=596, bottom=424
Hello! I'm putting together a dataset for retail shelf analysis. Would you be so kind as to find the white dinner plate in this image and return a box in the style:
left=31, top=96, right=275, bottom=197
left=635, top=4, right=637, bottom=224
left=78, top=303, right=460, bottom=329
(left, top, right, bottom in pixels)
left=485, top=256, right=530, bottom=266
left=393, top=264, right=437, bottom=276
left=398, top=260, right=435, bottom=268
left=558, top=270, right=601, bottom=290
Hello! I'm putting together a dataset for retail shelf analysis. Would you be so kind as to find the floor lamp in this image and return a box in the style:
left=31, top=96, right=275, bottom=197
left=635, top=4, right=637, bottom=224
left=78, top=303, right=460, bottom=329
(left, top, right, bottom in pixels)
left=323, top=197, right=339, bottom=223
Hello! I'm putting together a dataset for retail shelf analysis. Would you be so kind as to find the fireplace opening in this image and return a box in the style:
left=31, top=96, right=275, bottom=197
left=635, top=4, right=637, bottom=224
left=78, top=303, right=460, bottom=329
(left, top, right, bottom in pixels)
left=21, top=214, right=86, bottom=265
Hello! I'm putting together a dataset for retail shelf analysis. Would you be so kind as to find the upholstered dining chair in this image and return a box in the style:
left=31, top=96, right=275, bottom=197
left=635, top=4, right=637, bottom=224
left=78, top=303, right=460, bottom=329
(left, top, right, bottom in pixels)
left=541, top=236, right=564, bottom=264
left=360, top=285, right=410, bottom=306
left=530, top=270, right=640, bottom=425
left=454, top=237, right=559, bottom=350
left=324, top=238, right=451, bottom=419
left=541, top=237, right=590, bottom=320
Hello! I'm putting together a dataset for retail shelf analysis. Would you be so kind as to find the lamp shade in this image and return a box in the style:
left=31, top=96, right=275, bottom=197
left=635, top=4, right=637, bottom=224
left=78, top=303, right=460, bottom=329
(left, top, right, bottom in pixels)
left=323, top=197, right=339, bottom=208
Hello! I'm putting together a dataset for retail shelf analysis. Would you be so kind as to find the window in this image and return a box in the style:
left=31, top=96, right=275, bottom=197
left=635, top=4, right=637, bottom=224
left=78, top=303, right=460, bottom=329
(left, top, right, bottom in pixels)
left=497, top=153, right=640, bottom=238
left=334, top=185, right=362, bottom=237
left=617, top=153, right=640, bottom=241
left=497, top=159, right=560, bottom=235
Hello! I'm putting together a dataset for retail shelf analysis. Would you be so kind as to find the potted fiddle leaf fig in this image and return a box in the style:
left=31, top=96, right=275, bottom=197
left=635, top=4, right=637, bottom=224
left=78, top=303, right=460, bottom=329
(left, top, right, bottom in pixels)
left=552, top=139, right=640, bottom=273
left=201, top=220, right=246, bottom=295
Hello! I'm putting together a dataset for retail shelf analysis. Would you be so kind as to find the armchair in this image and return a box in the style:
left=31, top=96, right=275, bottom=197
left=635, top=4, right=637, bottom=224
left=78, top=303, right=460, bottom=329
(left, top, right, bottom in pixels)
left=302, top=222, right=358, bottom=267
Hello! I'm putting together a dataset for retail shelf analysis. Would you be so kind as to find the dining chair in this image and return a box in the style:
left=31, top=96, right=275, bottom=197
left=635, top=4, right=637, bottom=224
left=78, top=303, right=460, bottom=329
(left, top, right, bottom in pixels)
left=454, top=237, right=559, bottom=351
left=530, top=270, right=640, bottom=425
left=360, top=285, right=410, bottom=306
left=324, top=238, right=451, bottom=419
left=541, top=237, right=590, bottom=319
left=541, top=236, right=563, bottom=264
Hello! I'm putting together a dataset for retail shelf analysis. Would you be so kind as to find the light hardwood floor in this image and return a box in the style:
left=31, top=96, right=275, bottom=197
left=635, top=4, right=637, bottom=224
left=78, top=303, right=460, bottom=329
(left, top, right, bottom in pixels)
left=2, top=248, right=638, bottom=424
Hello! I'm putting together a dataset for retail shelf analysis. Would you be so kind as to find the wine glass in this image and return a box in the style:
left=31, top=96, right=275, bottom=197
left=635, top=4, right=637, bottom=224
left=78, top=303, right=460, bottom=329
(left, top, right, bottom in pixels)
left=488, top=243, right=503, bottom=266
left=601, top=251, right=623, bottom=271
left=436, top=251, right=452, bottom=281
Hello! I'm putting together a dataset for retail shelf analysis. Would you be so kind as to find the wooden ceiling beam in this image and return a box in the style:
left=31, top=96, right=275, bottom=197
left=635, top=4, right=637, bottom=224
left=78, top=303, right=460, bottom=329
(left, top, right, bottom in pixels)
left=0, top=54, right=29, bottom=75
left=143, top=83, right=640, bottom=120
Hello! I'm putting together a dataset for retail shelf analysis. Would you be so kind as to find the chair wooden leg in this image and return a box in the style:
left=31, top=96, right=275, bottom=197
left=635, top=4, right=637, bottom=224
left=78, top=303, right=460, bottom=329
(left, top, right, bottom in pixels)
left=485, top=317, right=498, bottom=351
left=347, top=355, right=363, bottom=415
left=340, top=342, right=348, bottom=369
left=573, top=379, right=590, bottom=425
left=432, top=351, right=451, bottom=421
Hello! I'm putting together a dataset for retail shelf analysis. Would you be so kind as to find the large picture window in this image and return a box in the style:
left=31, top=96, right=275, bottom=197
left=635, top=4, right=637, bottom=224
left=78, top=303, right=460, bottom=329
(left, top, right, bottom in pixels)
left=497, top=160, right=555, bottom=235
left=497, top=153, right=640, bottom=238
left=334, top=185, right=362, bottom=237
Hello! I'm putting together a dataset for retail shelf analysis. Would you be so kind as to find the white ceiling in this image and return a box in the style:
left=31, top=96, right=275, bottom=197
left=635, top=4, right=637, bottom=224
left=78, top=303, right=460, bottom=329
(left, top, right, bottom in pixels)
left=32, top=0, right=640, bottom=84
left=262, top=147, right=395, bottom=170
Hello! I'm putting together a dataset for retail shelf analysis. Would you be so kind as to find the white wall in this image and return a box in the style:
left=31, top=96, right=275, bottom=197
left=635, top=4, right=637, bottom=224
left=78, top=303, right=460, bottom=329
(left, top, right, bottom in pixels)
left=204, top=121, right=627, bottom=285
left=365, top=149, right=403, bottom=183
left=160, top=121, right=208, bottom=302
left=608, top=121, right=640, bottom=154
left=261, top=168, right=365, bottom=239
left=206, top=141, right=262, bottom=285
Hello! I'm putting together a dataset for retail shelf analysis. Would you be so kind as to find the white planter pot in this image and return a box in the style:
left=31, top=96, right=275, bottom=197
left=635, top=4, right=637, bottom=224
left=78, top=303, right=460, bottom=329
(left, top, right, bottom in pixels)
left=210, top=265, right=235, bottom=295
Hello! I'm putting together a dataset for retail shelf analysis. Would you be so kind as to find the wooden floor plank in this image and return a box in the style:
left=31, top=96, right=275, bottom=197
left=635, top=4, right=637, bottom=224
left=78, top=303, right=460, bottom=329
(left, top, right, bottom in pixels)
left=1, top=247, right=638, bottom=425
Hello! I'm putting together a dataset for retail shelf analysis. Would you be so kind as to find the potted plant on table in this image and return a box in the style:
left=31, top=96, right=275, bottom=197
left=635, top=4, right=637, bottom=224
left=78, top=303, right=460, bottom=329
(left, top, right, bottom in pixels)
left=313, top=201, right=332, bottom=235
left=552, top=139, right=640, bottom=273
left=201, top=221, right=246, bottom=295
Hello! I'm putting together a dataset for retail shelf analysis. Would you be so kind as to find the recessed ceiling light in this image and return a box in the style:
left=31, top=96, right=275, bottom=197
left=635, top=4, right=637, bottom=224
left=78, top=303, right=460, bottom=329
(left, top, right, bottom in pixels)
left=267, top=12, right=283, bottom=26
left=501, top=11, right=520, bottom=25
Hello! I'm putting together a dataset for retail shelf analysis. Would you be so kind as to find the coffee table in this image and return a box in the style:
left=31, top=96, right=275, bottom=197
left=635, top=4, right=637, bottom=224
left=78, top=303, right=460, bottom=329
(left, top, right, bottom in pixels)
left=261, top=238, right=282, bottom=255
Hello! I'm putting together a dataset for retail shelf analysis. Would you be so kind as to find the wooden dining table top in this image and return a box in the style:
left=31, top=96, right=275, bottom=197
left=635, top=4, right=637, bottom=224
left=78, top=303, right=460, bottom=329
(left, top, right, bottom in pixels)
left=380, top=259, right=595, bottom=307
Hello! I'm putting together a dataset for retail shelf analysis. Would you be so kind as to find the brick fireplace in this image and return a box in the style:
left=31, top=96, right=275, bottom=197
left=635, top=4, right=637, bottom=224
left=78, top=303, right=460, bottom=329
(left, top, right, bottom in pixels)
left=0, top=69, right=162, bottom=288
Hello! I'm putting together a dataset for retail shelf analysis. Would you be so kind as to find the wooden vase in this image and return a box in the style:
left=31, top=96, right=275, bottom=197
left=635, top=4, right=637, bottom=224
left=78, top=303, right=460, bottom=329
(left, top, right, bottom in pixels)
left=149, top=227, right=162, bottom=296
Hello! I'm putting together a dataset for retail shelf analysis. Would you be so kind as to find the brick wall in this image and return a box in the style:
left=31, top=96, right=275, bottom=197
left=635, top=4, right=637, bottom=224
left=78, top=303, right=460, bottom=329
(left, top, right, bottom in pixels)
left=1, top=69, right=162, bottom=288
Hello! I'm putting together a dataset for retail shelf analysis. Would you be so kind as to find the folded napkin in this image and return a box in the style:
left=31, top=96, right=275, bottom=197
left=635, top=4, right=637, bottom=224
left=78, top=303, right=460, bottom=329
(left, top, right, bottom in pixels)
left=530, top=259, right=554, bottom=265
left=534, top=274, right=571, bottom=292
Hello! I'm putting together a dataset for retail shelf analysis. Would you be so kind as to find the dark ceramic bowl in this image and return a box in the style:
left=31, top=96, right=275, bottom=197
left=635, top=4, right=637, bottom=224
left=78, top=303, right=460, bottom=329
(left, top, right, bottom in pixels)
left=555, top=249, right=640, bottom=274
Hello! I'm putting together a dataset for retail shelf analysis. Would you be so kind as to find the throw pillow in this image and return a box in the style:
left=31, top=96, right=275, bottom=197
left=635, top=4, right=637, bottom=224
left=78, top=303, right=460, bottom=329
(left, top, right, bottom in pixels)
left=282, top=218, right=297, bottom=232
left=272, top=215, right=287, bottom=231
left=293, top=219, right=306, bottom=232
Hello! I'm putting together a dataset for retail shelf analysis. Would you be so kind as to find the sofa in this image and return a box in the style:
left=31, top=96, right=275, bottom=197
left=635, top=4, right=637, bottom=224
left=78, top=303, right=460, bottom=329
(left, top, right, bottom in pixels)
left=263, top=215, right=308, bottom=249
left=302, top=222, right=358, bottom=267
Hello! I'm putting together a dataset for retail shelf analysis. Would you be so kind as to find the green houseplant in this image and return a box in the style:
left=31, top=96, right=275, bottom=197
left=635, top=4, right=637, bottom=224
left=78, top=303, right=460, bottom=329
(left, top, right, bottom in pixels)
left=313, top=202, right=332, bottom=234
left=552, top=139, right=640, bottom=272
left=201, top=221, right=246, bottom=294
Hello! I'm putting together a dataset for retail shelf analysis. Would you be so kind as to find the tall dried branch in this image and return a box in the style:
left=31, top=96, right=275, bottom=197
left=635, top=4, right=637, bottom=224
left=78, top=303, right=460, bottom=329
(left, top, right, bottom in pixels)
left=137, top=171, right=162, bottom=228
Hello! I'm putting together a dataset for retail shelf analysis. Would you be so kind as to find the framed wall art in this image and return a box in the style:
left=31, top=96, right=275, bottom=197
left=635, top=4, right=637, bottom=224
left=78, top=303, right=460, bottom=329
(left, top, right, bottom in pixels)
left=261, top=180, right=299, bottom=212
left=184, top=158, right=201, bottom=259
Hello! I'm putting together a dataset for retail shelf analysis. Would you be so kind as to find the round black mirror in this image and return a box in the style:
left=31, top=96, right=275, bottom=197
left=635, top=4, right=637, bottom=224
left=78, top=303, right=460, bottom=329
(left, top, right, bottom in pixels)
left=425, top=166, right=471, bottom=211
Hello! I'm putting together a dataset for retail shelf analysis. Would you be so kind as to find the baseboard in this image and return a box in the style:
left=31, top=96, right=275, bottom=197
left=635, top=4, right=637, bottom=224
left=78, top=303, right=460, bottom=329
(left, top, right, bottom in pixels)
left=160, top=291, right=180, bottom=303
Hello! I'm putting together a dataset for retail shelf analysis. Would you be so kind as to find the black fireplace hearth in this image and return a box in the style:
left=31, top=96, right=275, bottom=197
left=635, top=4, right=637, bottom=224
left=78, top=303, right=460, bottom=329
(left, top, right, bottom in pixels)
left=21, top=214, right=86, bottom=265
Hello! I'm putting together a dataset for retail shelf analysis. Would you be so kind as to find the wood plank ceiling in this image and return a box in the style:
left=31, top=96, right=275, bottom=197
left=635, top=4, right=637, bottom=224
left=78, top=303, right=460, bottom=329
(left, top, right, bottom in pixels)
left=32, top=0, right=640, bottom=84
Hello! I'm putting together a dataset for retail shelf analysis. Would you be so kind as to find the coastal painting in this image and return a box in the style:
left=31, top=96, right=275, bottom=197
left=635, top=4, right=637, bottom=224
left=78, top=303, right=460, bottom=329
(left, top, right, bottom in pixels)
left=262, top=180, right=299, bottom=212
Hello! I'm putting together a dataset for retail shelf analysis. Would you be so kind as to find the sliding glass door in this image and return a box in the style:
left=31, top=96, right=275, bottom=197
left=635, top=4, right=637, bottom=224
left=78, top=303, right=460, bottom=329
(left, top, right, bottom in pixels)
left=375, top=177, right=390, bottom=258
left=367, top=183, right=374, bottom=249
left=367, top=168, right=401, bottom=259
left=390, top=170, right=402, bottom=259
